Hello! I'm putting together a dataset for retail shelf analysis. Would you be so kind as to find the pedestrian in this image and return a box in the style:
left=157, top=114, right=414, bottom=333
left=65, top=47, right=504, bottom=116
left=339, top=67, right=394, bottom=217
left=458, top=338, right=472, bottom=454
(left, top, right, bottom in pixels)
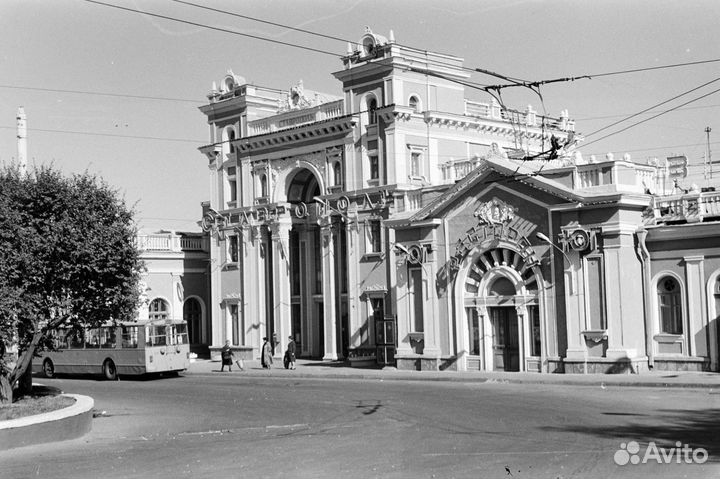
left=261, top=336, right=273, bottom=369
left=286, top=335, right=296, bottom=370
left=220, top=340, right=234, bottom=372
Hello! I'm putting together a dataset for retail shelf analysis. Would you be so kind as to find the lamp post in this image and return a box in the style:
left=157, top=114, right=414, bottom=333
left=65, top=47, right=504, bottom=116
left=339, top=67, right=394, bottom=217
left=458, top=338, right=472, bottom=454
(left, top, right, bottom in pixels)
left=535, top=232, right=570, bottom=263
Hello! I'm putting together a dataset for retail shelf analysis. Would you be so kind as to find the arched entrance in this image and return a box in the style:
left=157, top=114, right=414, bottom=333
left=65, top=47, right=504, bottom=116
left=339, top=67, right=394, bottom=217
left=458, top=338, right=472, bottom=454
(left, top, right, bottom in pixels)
left=458, top=244, right=544, bottom=372
left=286, top=168, right=322, bottom=358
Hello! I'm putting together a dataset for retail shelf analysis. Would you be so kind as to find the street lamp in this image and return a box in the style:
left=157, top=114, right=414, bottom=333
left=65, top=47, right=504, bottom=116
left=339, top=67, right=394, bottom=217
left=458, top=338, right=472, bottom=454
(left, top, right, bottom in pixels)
left=536, top=232, right=570, bottom=262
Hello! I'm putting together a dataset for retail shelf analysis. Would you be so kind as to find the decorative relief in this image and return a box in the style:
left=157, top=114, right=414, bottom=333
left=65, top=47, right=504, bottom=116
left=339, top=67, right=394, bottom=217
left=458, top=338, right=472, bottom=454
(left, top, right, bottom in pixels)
left=201, top=208, right=227, bottom=239
left=474, top=197, right=516, bottom=225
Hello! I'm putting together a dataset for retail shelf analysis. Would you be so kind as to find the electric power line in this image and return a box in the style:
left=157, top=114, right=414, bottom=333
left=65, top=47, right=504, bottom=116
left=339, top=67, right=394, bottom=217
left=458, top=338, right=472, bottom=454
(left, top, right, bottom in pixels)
left=82, top=0, right=341, bottom=58
left=168, top=0, right=353, bottom=44
left=582, top=86, right=720, bottom=149
left=585, top=76, right=720, bottom=138
left=0, top=84, right=203, bottom=103
left=0, top=125, right=205, bottom=144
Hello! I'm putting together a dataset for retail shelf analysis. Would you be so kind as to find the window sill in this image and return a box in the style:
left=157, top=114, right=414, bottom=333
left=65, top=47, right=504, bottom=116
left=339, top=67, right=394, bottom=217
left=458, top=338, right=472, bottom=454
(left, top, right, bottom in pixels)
left=367, top=179, right=380, bottom=187
left=653, top=333, right=683, bottom=343
left=221, top=262, right=239, bottom=271
left=362, top=252, right=384, bottom=262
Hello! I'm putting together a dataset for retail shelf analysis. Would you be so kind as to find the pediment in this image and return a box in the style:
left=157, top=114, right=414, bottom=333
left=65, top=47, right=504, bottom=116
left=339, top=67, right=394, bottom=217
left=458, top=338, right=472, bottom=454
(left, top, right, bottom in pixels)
left=408, top=154, right=582, bottom=223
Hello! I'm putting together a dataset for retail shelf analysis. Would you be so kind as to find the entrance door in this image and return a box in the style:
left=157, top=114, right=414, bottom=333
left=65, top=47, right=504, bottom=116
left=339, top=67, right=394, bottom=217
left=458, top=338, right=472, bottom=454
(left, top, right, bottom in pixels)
left=490, top=307, right=519, bottom=371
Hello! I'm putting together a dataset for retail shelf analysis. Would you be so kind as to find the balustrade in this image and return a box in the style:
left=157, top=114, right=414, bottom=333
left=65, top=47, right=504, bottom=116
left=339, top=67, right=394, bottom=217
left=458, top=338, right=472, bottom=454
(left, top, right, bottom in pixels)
left=137, top=234, right=208, bottom=252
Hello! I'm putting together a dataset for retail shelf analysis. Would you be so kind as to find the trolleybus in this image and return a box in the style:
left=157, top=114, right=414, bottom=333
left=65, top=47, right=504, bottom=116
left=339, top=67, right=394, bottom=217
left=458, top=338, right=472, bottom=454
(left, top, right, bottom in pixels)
left=33, top=319, right=190, bottom=380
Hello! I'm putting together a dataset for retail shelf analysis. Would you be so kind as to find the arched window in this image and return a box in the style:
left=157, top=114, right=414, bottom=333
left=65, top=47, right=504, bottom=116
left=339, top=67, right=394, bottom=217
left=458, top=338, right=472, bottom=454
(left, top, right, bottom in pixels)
left=149, top=298, right=169, bottom=322
left=489, top=277, right=516, bottom=296
left=184, top=298, right=202, bottom=344
left=260, top=174, right=268, bottom=197
left=367, top=97, right=378, bottom=125
left=657, top=276, right=683, bottom=334
left=409, top=95, right=421, bottom=113
left=228, top=128, right=236, bottom=154
left=333, top=161, right=342, bottom=187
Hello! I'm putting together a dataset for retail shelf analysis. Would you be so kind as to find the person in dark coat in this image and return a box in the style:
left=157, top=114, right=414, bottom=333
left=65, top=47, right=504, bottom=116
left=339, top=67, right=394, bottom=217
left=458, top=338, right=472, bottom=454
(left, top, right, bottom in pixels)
left=286, top=335, right=296, bottom=370
left=220, top=340, right=234, bottom=372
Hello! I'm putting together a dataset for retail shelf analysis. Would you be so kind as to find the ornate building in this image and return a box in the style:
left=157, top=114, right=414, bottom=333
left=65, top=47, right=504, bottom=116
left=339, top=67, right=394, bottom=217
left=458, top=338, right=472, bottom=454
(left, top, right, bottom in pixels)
left=197, top=28, right=720, bottom=373
left=137, top=231, right=211, bottom=356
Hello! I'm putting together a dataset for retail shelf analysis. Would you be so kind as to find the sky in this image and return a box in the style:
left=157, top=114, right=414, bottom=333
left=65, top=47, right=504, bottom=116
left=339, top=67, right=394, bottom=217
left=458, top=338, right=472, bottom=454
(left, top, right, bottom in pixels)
left=2, top=0, right=720, bottom=232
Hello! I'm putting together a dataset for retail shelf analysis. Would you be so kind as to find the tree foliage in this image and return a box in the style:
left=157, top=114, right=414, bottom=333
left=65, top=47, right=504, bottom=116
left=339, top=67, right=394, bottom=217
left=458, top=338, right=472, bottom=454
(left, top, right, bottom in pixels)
left=0, top=165, right=144, bottom=403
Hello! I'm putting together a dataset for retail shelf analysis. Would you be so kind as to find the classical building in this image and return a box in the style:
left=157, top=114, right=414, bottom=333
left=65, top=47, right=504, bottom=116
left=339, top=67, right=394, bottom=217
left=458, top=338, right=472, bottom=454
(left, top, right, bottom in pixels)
left=197, top=27, right=719, bottom=373
left=137, top=230, right=211, bottom=356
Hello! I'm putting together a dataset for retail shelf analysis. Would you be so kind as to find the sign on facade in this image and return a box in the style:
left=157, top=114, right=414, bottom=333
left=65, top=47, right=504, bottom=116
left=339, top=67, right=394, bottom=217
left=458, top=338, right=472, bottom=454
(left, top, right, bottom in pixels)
left=666, top=155, right=688, bottom=179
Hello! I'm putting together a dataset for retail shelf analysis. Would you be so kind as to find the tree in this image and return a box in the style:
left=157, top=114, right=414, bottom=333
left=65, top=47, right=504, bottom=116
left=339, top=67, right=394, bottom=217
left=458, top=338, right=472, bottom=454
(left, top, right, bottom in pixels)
left=0, top=165, right=144, bottom=403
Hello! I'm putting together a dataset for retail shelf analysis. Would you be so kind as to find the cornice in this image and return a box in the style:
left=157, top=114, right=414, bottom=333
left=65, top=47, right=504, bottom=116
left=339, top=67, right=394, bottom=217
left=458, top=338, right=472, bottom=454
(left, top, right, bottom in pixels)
left=236, top=115, right=357, bottom=153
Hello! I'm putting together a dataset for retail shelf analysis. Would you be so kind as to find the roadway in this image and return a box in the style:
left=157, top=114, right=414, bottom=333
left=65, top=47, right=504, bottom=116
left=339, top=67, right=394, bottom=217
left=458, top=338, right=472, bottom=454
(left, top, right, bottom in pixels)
left=1, top=372, right=718, bottom=479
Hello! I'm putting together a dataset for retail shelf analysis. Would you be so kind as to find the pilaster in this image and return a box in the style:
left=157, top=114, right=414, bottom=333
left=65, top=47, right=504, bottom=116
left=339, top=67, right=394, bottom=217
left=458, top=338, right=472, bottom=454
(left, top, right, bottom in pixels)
left=685, top=255, right=706, bottom=357
left=270, top=219, right=293, bottom=359
left=564, top=250, right=586, bottom=359
left=420, top=260, right=441, bottom=360
left=320, top=221, right=338, bottom=360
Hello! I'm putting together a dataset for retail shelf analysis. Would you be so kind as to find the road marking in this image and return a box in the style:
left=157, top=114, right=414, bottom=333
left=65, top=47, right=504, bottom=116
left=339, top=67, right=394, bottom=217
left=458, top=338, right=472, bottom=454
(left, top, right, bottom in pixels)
left=177, top=429, right=232, bottom=436
left=265, top=423, right=308, bottom=429
left=424, top=450, right=608, bottom=456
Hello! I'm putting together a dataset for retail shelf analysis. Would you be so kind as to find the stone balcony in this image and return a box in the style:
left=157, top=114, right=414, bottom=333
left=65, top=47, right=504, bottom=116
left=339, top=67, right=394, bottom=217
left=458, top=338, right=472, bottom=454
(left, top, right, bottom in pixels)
left=137, top=233, right=209, bottom=253
left=650, top=189, right=720, bottom=225
left=247, top=99, right=344, bottom=136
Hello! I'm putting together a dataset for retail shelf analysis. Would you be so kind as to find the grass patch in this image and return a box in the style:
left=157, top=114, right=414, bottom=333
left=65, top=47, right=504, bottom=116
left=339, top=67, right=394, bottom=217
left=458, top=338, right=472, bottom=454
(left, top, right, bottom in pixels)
left=0, top=388, right=75, bottom=421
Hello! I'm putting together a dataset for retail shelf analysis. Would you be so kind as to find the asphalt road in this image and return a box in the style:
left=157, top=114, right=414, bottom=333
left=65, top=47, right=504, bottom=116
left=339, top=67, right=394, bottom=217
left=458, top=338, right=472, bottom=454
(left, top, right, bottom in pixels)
left=2, top=373, right=719, bottom=479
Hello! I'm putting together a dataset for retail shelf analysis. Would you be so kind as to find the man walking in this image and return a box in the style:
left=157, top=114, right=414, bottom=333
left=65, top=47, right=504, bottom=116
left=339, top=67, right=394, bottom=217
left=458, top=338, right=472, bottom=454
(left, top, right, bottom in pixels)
left=286, top=335, right=296, bottom=370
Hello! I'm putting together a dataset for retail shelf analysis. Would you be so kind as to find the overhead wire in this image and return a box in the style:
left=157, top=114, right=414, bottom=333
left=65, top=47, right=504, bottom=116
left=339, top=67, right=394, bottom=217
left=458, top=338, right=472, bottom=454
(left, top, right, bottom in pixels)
left=0, top=84, right=203, bottom=103
left=73, top=0, right=720, bottom=181
left=82, top=0, right=341, bottom=57
left=584, top=76, right=720, bottom=138
left=582, top=85, right=720, bottom=149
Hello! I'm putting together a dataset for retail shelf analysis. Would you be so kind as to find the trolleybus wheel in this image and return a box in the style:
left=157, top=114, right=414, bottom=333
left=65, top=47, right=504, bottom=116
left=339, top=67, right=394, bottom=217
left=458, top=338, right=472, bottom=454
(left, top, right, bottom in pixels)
left=103, top=359, right=117, bottom=380
left=43, top=359, right=55, bottom=378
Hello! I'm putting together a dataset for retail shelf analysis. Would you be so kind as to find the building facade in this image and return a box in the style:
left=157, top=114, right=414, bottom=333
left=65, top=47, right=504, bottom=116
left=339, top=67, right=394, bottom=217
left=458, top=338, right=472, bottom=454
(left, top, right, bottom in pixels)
left=137, top=231, right=211, bottom=356
left=197, top=28, right=719, bottom=373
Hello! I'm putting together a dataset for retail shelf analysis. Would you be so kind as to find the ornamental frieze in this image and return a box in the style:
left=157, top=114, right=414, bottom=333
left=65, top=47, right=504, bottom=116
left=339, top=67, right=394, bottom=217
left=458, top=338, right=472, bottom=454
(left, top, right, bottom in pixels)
left=474, top=197, right=516, bottom=225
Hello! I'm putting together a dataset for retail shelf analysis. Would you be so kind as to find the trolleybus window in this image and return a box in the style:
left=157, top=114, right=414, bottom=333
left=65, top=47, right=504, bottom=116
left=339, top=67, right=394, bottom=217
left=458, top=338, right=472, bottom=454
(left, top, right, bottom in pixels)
left=121, top=325, right=138, bottom=348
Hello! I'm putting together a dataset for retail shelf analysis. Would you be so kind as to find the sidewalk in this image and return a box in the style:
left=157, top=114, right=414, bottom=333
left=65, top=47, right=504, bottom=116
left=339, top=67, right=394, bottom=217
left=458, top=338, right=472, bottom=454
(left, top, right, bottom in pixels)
left=185, top=358, right=720, bottom=389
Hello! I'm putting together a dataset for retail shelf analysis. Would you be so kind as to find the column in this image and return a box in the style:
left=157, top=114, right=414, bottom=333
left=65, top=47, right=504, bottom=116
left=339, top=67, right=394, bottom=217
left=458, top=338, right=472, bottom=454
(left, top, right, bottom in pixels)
left=421, top=260, right=441, bottom=363
left=564, top=250, right=586, bottom=359
left=345, top=218, right=362, bottom=348
left=603, top=224, right=644, bottom=359
left=320, top=221, right=338, bottom=360
left=394, top=238, right=413, bottom=357
left=241, top=225, right=260, bottom=354
left=481, top=307, right=492, bottom=370
left=517, top=305, right=528, bottom=372
left=270, top=219, right=292, bottom=360
left=684, top=255, right=706, bottom=357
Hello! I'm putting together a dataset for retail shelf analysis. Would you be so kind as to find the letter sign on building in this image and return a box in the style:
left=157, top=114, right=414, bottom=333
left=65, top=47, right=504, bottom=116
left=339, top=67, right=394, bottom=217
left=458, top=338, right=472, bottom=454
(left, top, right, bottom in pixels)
left=666, top=156, right=688, bottom=179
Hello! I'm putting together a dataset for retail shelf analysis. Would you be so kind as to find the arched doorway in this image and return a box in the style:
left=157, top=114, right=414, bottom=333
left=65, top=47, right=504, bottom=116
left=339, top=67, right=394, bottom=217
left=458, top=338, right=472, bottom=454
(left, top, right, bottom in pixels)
left=460, top=245, right=543, bottom=372
left=286, top=168, right=323, bottom=358
left=183, top=297, right=203, bottom=345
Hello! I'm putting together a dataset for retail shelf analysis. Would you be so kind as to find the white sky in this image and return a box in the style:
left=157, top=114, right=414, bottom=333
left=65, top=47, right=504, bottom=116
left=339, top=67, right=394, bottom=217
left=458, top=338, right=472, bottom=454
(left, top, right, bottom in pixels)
left=2, top=0, right=719, bottom=231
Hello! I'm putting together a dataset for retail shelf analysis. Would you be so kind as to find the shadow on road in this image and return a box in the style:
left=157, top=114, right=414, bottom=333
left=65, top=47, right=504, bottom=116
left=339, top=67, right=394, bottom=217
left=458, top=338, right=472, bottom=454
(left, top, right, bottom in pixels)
left=543, top=408, right=720, bottom=462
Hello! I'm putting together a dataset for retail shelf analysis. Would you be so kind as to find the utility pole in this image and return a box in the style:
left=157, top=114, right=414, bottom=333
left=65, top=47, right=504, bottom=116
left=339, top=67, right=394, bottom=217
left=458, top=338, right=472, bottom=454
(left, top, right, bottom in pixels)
left=16, top=107, right=27, bottom=176
left=706, top=126, right=712, bottom=180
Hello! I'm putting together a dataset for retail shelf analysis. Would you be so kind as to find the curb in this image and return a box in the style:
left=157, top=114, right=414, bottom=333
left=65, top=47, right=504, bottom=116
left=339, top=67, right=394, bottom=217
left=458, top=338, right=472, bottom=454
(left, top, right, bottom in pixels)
left=183, top=361, right=720, bottom=390
left=0, top=394, right=94, bottom=451
left=184, top=365, right=720, bottom=389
